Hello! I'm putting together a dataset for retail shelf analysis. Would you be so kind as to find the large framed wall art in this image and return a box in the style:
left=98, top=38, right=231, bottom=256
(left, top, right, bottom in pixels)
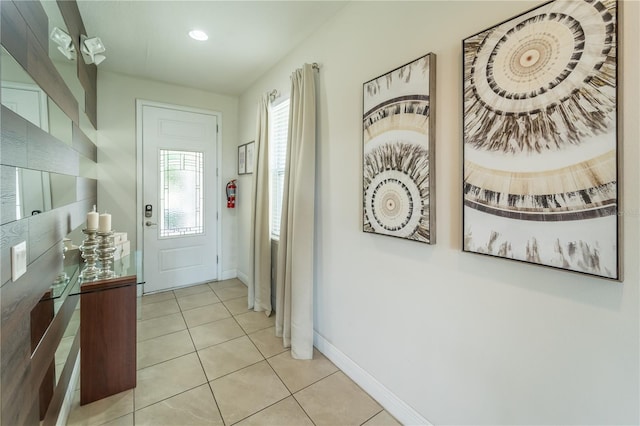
left=363, top=53, right=436, bottom=244
left=462, top=0, right=620, bottom=279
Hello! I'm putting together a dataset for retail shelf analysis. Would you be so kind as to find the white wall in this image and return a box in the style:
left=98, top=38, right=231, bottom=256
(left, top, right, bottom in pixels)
left=97, top=71, right=239, bottom=280
left=237, top=1, right=640, bottom=424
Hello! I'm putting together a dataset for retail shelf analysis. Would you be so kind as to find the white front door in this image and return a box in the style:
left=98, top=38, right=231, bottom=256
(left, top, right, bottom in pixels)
left=141, top=104, right=219, bottom=293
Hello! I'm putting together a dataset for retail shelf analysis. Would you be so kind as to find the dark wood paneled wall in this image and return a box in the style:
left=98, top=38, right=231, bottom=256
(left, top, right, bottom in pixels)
left=43, top=330, right=79, bottom=426
left=31, top=292, right=79, bottom=405
left=1, top=245, right=62, bottom=425
left=57, top=0, right=98, bottom=128
left=0, top=105, right=28, bottom=168
left=0, top=0, right=29, bottom=67
left=0, top=0, right=98, bottom=424
left=31, top=291, right=55, bottom=420
left=0, top=165, right=17, bottom=224
left=73, top=123, right=97, bottom=162
left=0, top=0, right=79, bottom=124
left=1, top=106, right=80, bottom=174
left=12, top=0, right=49, bottom=53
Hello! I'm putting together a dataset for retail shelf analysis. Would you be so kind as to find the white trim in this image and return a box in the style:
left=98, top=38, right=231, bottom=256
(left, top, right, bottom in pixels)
left=221, top=269, right=237, bottom=280
left=56, top=353, right=80, bottom=426
left=136, top=102, right=144, bottom=286
left=237, top=270, right=250, bottom=286
left=136, top=100, right=223, bottom=292
left=314, top=332, right=431, bottom=426
left=216, top=114, right=223, bottom=285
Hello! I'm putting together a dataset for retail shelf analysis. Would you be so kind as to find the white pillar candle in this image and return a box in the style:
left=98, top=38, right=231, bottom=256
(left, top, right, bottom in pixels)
left=87, top=211, right=99, bottom=230
left=98, top=213, right=112, bottom=233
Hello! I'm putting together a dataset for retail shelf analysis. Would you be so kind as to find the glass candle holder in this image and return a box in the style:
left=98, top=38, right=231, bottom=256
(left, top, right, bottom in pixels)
left=80, top=229, right=99, bottom=280
left=97, top=231, right=117, bottom=279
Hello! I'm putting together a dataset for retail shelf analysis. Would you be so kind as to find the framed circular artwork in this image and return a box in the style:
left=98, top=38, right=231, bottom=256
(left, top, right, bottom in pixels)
left=363, top=53, right=436, bottom=244
left=462, top=0, right=619, bottom=279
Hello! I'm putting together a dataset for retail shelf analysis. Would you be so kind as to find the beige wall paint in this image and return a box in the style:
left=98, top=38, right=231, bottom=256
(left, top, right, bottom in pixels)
left=237, top=1, right=640, bottom=424
left=97, top=71, right=239, bottom=280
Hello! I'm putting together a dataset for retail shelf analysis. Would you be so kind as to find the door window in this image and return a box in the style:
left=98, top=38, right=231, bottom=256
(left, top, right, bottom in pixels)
left=159, top=149, right=204, bottom=238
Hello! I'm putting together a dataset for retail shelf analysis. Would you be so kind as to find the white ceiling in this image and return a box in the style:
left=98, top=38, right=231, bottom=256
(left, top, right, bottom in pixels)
left=75, top=1, right=348, bottom=96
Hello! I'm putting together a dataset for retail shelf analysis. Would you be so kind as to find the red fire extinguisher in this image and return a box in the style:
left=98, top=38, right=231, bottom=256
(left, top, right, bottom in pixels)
left=226, top=180, right=237, bottom=208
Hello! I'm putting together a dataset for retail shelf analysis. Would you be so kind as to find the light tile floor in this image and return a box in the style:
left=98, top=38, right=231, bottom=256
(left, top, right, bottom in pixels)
left=67, top=279, right=401, bottom=425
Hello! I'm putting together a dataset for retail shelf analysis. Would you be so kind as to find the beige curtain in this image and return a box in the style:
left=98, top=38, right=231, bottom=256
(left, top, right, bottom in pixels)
left=249, top=93, right=272, bottom=315
left=275, top=64, right=316, bottom=359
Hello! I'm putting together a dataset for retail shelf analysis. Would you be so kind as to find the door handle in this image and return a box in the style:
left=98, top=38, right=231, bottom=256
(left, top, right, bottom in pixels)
left=145, top=221, right=157, bottom=227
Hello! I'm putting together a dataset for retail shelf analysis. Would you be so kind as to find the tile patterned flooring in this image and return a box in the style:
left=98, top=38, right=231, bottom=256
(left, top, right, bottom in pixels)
left=67, top=279, right=401, bottom=425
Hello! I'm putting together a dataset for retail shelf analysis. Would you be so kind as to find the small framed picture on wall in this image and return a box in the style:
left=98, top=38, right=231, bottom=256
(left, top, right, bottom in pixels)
left=245, top=141, right=255, bottom=174
left=238, top=144, right=246, bottom=175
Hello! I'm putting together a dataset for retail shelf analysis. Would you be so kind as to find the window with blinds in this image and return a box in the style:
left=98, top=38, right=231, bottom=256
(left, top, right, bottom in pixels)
left=270, top=98, right=290, bottom=238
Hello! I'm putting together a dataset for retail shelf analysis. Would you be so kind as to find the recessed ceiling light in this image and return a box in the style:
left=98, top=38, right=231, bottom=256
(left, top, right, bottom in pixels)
left=189, top=30, right=208, bottom=41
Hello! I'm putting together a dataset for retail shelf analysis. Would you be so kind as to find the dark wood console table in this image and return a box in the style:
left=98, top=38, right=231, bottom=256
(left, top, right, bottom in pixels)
left=78, top=259, right=141, bottom=405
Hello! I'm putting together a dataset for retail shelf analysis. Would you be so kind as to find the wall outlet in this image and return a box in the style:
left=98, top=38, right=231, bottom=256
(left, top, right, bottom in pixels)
left=11, top=241, right=27, bottom=281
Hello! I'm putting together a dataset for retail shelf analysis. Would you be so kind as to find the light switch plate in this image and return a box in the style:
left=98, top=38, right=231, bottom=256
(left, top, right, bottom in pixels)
left=11, top=241, right=27, bottom=281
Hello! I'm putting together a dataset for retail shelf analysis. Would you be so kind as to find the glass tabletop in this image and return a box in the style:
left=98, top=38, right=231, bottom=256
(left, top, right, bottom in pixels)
left=69, top=252, right=144, bottom=296
left=40, top=252, right=144, bottom=305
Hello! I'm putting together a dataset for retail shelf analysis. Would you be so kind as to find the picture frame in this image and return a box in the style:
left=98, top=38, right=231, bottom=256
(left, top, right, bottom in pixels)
left=362, top=52, right=436, bottom=244
left=462, top=0, right=620, bottom=279
left=245, top=141, right=255, bottom=174
left=237, top=144, right=246, bottom=175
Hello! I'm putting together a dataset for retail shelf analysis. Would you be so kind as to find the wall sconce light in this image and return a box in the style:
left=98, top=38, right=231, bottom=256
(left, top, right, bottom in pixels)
left=50, top=27, right=76, bottom=60
left=80, top=35, right=106, bottom=65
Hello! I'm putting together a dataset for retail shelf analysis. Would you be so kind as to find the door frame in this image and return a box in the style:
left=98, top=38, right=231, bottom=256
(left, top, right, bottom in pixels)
left=1, top=81, right=49, bottom=131
left=135, top=99, right=223, bottom=291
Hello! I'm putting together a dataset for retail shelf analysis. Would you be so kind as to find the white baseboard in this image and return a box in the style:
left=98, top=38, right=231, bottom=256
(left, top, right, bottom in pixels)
left=314, top=332, right=431, bottom=426
left=221, top=269, right=237, bottom=280
left=56, top=353, right=80, bottom=426
left=237, top=271, right=249, bottom=286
